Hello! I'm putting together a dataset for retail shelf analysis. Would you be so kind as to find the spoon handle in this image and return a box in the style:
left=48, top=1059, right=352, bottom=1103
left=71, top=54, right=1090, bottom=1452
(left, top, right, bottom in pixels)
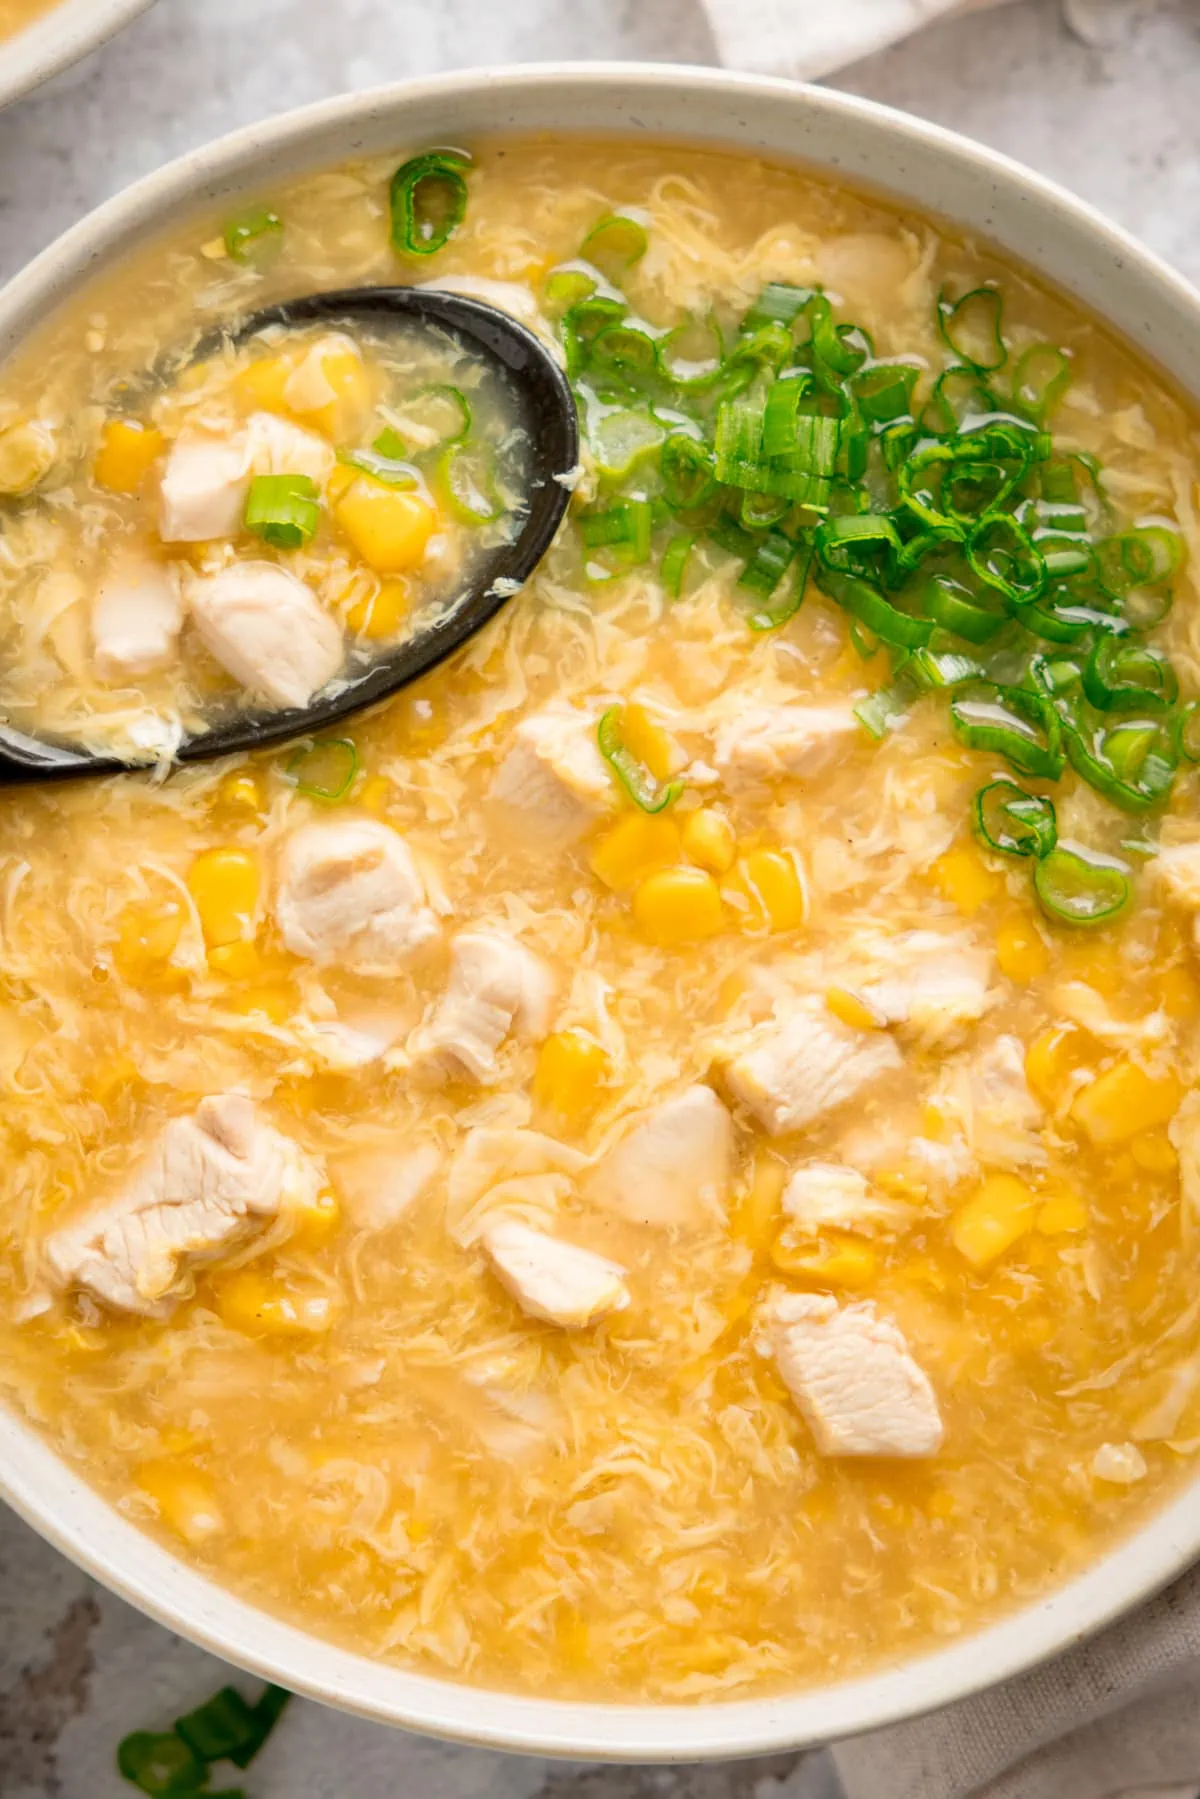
left=0, top=727, right=122, bottom=784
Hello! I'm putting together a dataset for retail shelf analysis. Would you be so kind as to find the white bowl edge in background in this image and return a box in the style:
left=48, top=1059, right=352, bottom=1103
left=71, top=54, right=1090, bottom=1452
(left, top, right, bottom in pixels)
left=0, top=0, right=154, bottom=111
left=1, top=62, right=1199, bottom=1761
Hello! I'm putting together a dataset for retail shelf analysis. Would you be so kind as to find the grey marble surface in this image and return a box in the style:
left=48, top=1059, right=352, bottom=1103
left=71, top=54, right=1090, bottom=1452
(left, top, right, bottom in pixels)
left=0, top=2, right=1197, bottom=1796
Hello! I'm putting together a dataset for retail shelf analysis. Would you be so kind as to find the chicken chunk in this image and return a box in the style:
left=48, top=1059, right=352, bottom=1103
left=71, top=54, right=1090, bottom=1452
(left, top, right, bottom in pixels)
left=970, top=1033, right=1045, bottom=1167
left=333, top=1142, right=442, bottom=1231
left=723, top=1000, right=902, bottom=1137
left=92, top=554, right=184, bottom=681
left=412, top=930, right=556, bottom=1082
left=782, top=1163, right=911, bottom=1235
left=188, top=562, right=343, bottom=710
left=490, top=703, right=615, bottom=841
left=43, top=1095, right=321, bottom=1318
left=1154, top=843, right=1200, bottom=942
left=861, top=939, right=992, bottom=1049
left=246, top=411, right=336, bottom=486
left=275, top=819, right=439, bottom=974
left=482, top=1218, right=628, bottom=1328
left=159, top=431, right=251, bottom=542
left=586, top=1085, right=732, bottom=1228
left=764, top=1290, right=943, bottom=1457
left=712, top=703, right=860, bottom=789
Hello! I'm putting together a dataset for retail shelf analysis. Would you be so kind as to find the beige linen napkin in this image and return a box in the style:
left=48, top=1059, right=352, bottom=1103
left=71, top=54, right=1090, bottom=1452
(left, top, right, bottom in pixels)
left=687, top=3, right=1200, bottom=1795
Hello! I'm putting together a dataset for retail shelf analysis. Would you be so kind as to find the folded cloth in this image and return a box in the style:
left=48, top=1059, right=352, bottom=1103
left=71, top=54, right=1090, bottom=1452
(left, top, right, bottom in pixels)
left=831, top=1561, right=1200, bottom=1798
left=696, top=0, right=1002, bottom=80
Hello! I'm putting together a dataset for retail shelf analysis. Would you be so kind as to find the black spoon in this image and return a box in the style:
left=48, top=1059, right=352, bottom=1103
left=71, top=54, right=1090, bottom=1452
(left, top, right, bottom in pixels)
left=0, top=287, right=578, bottom=784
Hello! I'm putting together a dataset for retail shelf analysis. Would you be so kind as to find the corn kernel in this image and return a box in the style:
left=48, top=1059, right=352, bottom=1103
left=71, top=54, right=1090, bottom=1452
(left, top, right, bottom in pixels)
left=931, top=843, right=1003, bottom=917
left=289, top=1187, right=341, bottom=1250
left=633, top=866, right=725, bottom=944
left=358, top=775, right=394, bottom=815
left=734, top=848, right=807, bottom=933
left=336, top=479, right=436, bottom=574
left=1072, top=1060, right=1183, bottom=1145
left=732, top=1153, right=787, bottom=1252
left=1132, top=1129, right=1179, bottom=1175
left=215, top=1270, right=335, bottom=1336
left=93, top=418, right=165, bottom=494
left=234, top=351, right=295, bottom=413
left=996, top=911, right=1049, bottom=984
left=772, top=1232, right=878, bottom=1288
left=825, top=986, right=886, bottom=1032
left=1059, top=939, right=1125, bottom=1000
left=619, top=702, right=678, bottom=781
left=325, top=462, right=358, bottom=505
left=186, top=847, right=261, bottom=950
left=137, top=1461, right=224, bottom=1545
left=114, top=898, right=184, bottom=985
left=589, top=813, right=682, bottom=892
left=533, top=1028, right=610, bottom=1126
left=207, top=941, right=262, bottom=980
left=287, top=346, right=372, bottom=439
left=1158, top=964, right=1200, bottom=1023
left=346, top=577, right=411, bottom=640
left=1025, top=1022, right=1087, bottom=1107
left=681, top=807, right=737, bottom=875
left=1036, top=1189, right=1089, bottom=1235
left=215, top=768, right=265, bottom=817
left=952, top=1173, right=1036, bottom=1267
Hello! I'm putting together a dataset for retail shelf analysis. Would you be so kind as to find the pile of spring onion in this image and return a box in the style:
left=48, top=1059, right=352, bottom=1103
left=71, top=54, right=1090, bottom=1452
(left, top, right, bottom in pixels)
left=117, top=1682, right=289, bottom=1797
left=535, top=211, right=1193, bottom=928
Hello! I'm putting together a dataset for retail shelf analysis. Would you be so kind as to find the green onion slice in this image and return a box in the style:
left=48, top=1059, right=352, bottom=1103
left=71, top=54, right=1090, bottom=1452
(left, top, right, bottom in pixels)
left=967, top=512, right=1047, bottom=607
left=660, top=531, right=696, bottom=597
left=820, top=570, right=934, bottom=650
left=660, top=432, right=716, bottom=510
left=923, top=572, right=1009, bottom=644
left=243, top=473, right=320, bottom=550
left=597, top=704, right=682, bottom=813
left=854, top=668, right=922, bottom=740
left=338, top=443, right=420, bottom=488
left=580, top=498, right=653, bottom=575
left=1011, top=343, right=1072, bottom=420
left=1082, top=638, right=1178, bottom=713
left=1177, top=702, right=1200, bottom=764
left=579, top=211, right=649, bottom=282
left=973, top=779, right=1057, bottom=859
left=439, top=441, right=503, bottom=523
left=950, top=680, right=1064, bottom=779
left=175, top=1687, right=259, bottom=1764
left=389, top=148, right=471, bottom=257
left=937, top=286, right=1007, bottom=372
left=229, top=1685, right=291, bottom=1769
left=286, top=738, right=358, bottom=801
left=1034, top=843, right=1131, bottom=928
left=657, top=316, right=723, bottom=389
left=224, top=206, right=283, bottom=267
left=117, top=1730, right=206, bottom=1796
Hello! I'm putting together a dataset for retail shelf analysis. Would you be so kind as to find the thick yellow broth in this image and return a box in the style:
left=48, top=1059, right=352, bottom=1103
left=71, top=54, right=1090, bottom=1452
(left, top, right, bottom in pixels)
left=0, top=137, right=1199, bottom=1702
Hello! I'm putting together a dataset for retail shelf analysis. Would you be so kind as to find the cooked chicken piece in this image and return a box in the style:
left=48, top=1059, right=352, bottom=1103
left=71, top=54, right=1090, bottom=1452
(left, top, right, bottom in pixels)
left=482, top=1218, right=628, bottom=1328
left=861, top=939, right=992, bottom=1049
left=586, top=1085, right=732, bottom=1228
left=43, top=1095, right=321, bottom=1318
left=490, top=703, right=615, bottom=841
left=92, top=554, right=184, bottom=681
left=188, top=562, right=343, bottom=710
left=723, top=1000, right=902, bottom=1137
left=764, top=1290, right=944, bottom=1457
left=245, top=411, right=336, bottom=486
left=782, top=1163, right=911, bottom=1235
left=904, top=1134, right=976, bottom=1200
left=1153, top=842, right=1200, bottom=918
left=969, top=1033, right=1045, bottom=1167
left=333, top=1141, right=442, bottom=1231
left=412, top=930, right=556, bottom=1082
left=1169, top=1090, right=1200, bottom=1221
left=281, top=333, right=364, bottom=417
left=159, top=431, right=250, bottom=542
left=275, top=819, right=440, bottom=974
left=712, top=703, right=860, bottom=788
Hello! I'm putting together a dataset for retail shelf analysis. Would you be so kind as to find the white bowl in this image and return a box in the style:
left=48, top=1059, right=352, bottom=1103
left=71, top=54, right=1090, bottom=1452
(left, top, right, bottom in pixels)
left=0, top=0, right=154, bottom=110
left=2, top=64, right=1199, bottom=1760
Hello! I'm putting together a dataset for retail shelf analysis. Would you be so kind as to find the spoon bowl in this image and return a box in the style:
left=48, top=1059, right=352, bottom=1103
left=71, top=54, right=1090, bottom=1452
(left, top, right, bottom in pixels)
left=0, top=286, right=578, bottom=783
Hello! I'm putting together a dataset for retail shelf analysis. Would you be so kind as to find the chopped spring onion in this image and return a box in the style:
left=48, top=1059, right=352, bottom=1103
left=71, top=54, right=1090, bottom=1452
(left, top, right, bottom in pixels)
left=117, top=1731, right=206, bottom=1796
left=974, top=780, right=1058, bottom=859
left=439, top=441, right=503, bottom=524
left=224, top=207, right=283, bottom=267
left=660, top=432, right=716, bottom=510
left=338, top=441, right=419, bottom=488
left=389, top=148, right=471, bottom=257
left=849, top=361, right=920, bottom=428
left=118, top=1684, right=290, bottom=1798
left=579, top=211, right=650, bottom=282
left=747, top=533, right=813, bottom=632
left=243, top=473, right=320, bottom=549
left=175, top=1687, right=260, bottom=1763
left=579, top=498, right=653, bottom=571
left=950, top=681, right=1064, bottom=779
left=286, top=739, right=358, bottom=800
left=1177, top=702, right=1200, bottom=764
left=967, top=511, right=1047, bottom=606
left=1034, top=843, right=1131, bottom=927
left=854, top=668, right=921, bottom=740
left=1082, top=638, right=1178, bottom=712
left=1011, top=343, right=1072, bottom=420
left=598, top=705, right=682, bottom=813
left=657, top=316, right=724, bottom=389
left=821, top=570, right=934, bottom=650
left=588, top=407, right=666, bottom=481
left=660, top=531, right=696, bottom=597
left=937, top=286, right=1007, bottom=372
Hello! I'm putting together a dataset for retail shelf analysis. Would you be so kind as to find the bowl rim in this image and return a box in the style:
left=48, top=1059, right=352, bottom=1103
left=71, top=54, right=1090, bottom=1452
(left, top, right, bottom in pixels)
left=0, top=0, right=155, bottom=112
left=3, top=59, right=1200, bottom=1760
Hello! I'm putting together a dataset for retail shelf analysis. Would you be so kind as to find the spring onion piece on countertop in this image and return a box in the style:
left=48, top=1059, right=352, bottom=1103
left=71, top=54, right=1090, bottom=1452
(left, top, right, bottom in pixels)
left=117, top=1684, right=290, bottom=1797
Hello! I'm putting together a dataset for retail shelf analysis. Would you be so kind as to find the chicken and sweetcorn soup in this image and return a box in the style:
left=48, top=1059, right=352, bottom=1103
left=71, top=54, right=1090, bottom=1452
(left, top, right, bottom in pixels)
left=3, top=136, right=1200, bottom=1703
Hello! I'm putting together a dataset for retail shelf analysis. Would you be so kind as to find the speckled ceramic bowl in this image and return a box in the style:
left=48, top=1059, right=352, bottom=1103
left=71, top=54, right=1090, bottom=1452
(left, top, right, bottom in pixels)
left=1, top=64, right=1198, bottom=1760
left=0, top=0, right=154, bottom=110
